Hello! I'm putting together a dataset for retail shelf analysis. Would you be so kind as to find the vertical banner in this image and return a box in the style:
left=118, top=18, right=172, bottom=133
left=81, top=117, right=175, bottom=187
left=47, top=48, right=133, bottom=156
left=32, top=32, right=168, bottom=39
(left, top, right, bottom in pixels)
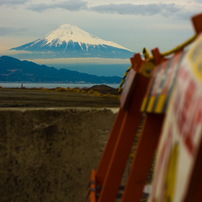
left=120, top=68, right=138, bottom=110
left=149, top=34, right=202, bottom=202
left=141, top=52, right=184, bottom=114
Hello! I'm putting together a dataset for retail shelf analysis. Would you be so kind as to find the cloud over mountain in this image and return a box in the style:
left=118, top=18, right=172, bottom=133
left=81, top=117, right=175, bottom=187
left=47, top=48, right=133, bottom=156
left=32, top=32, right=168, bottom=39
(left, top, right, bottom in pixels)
left=0, top=0, right=29, bottom=6
left=25, top=1, right=199, bottom=20
left=1, top=0, right=200, bottom=21
left=28, top=0, right=88, bottom=12
left=91, top=3, right=181, bottom=16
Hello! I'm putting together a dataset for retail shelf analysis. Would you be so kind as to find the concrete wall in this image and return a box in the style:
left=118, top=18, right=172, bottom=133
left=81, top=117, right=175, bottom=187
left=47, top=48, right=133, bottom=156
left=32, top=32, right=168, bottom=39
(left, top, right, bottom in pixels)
left=0, top=108, right=118, bottom=202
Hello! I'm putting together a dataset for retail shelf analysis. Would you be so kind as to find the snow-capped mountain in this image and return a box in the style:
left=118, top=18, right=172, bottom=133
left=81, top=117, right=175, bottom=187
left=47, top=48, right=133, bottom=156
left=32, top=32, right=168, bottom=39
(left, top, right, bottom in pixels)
left=11, top=24, right=134, bottom=59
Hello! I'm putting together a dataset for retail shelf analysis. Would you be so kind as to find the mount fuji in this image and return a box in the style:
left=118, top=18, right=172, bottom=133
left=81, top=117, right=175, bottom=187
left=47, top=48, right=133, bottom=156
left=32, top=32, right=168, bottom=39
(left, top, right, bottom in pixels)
left=11, top=24, right=134, bottom=59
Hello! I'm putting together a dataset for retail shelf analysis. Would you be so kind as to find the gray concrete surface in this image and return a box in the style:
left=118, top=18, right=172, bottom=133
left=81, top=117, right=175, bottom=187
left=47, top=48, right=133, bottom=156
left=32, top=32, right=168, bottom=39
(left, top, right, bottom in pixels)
left=0, top=108, right=118, bottom=202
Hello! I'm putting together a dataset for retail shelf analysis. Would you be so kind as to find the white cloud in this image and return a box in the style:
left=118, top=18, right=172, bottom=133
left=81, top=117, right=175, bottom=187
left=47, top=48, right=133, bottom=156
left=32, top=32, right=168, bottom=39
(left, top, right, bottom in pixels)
left=91, top=3, right=181, bottom=16
left=0, top=27, right=28, bottom=35
left=26, top=1, right=200, bottom=20
left=28, top=0, right=88, bottom=12
left=0, top=0, right=29, bottom=5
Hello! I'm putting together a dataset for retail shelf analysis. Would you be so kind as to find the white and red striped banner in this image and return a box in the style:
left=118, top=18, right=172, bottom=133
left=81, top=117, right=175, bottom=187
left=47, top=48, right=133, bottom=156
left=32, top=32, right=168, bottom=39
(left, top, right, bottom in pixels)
left=149, top=34, right=202, bottom=202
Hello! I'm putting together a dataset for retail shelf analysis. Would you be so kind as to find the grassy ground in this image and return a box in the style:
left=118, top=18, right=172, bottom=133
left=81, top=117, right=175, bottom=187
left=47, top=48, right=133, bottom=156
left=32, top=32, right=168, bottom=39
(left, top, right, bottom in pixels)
left=0, top=85, right=120, bottom=108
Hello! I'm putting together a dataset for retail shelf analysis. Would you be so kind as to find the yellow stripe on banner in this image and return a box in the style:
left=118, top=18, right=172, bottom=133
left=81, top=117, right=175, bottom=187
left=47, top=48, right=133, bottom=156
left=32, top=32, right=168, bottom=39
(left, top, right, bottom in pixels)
left=154, top=95, right=167, bottom=113
left=146, top=96, right=156, bottom=112
left=164, top=143, right=179, bottom=201
left=140, top=97, right=148, bottom=112
left=187, top=34, right=202, bottom=84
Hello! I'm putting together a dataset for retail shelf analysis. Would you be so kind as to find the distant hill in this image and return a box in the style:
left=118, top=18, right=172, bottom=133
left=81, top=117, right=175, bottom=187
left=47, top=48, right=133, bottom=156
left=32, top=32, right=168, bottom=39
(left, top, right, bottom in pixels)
left=0, top=56, right=122, bottom=84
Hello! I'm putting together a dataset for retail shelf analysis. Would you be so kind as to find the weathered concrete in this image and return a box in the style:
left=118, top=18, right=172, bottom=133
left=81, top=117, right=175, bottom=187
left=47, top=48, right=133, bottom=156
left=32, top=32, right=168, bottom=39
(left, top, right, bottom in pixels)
left=0, top=108, right=118, bottom=202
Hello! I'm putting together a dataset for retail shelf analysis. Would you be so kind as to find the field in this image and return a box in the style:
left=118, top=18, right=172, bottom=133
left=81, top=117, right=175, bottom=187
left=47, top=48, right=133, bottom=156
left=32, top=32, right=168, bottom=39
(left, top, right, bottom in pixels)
left=0, top=85, right=120, bottom=108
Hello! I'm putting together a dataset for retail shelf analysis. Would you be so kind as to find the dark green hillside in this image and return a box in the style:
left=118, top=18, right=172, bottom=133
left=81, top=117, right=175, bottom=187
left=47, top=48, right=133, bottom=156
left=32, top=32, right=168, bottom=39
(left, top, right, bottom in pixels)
left=0, top=56, right=121, bottom=84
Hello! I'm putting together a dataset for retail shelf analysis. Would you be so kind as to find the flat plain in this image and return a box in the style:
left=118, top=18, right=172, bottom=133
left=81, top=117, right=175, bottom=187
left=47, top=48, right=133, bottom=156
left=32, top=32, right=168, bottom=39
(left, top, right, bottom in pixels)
left=0, top=87, right=120, bottom=108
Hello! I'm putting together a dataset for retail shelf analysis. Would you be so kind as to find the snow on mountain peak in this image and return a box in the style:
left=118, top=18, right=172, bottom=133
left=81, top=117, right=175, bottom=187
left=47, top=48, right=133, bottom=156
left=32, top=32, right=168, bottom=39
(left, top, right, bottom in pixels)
left=44, top=24, right=132, bottom=51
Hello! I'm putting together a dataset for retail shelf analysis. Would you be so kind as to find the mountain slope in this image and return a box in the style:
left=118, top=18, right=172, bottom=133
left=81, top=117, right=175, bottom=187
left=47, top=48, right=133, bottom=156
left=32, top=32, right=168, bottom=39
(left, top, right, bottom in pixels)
left=0, top=56, right=122, bottom=83
left=11, top=24, right=134, bottom=59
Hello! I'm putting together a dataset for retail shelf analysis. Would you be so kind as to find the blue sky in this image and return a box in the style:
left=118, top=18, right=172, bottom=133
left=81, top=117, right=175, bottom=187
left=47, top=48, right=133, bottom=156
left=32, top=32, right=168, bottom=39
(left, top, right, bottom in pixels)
left=0, top=0, right=201, bottom=64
